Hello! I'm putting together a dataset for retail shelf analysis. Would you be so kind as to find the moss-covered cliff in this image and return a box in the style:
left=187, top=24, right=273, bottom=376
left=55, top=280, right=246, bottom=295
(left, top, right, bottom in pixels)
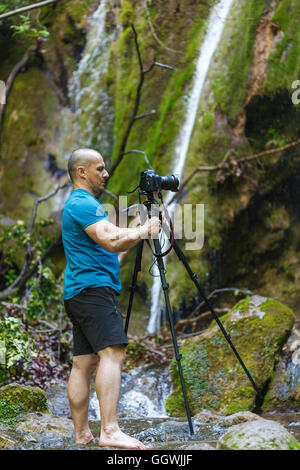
left=1, top=0, right=300, bottom=329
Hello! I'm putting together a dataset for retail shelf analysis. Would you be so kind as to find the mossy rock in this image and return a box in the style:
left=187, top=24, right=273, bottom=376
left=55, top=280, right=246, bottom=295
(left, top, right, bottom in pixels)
left=0, top=383, right=50, bottom=425
left=216, top=419, right=300, bottom=450
left=165, top=295, right=295, bottom=416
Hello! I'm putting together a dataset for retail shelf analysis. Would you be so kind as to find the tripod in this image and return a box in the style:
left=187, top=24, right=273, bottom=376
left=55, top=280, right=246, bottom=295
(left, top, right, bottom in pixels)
left=124, top=191, right=261, bottom=436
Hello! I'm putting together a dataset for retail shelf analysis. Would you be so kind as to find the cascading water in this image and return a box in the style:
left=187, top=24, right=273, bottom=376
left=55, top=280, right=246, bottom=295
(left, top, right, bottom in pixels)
left=52, top=0, right=116, bottom=213
left=147, top=0, right=235, bottom=334
left=88, top=366, right=172, bottom=420
left=68, top=0, right=116, bottom=155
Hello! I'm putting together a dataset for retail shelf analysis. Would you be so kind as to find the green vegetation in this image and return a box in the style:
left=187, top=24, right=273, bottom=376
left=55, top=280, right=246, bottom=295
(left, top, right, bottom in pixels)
left=0, top=316, right=36, bottom=383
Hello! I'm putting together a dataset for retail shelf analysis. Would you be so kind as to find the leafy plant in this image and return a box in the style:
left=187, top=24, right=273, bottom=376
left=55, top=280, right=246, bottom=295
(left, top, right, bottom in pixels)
left=0, top=398, right=22, bottom=425
left=10, top=15, right=50, bottom=41
left=0, top=316, right=37, bottom=383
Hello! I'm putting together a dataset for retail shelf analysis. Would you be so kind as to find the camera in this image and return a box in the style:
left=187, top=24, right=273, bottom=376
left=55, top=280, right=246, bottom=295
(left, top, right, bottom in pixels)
left=139, top=169, right=179, bottom=193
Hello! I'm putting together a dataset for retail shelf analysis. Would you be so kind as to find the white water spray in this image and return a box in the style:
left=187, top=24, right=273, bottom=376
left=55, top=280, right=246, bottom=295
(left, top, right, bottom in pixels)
left=147, top=0, right=235, bottom=334
left=68, top=0, right=115, bottom=154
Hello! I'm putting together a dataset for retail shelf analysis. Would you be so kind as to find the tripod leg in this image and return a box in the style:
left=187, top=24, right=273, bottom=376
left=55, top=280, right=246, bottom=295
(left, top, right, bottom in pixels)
left=124, top=240, right=144, bottom=335
left=153, top=237, right=194, bottom=435
left=169, top=235, right=261, bottom=399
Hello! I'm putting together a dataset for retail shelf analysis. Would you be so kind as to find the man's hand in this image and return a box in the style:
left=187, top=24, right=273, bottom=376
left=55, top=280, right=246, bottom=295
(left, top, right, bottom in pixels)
left=141, top=216, right=161, bottom=238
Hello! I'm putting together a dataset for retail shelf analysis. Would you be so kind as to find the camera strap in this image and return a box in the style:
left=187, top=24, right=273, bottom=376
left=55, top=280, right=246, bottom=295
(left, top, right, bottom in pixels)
left=144, top=195, right=175, bottom=258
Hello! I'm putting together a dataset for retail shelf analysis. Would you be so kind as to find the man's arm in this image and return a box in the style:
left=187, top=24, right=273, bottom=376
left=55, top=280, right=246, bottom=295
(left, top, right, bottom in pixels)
left=84, top=217, right=161, bottom=253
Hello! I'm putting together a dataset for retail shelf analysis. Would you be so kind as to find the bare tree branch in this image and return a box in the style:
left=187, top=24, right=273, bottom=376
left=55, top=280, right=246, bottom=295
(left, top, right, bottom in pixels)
left=187, top=287, right=253, bottom=319
left=0, top=0, right=57, bottom=20
left=144, top=0, right=182, bottom=54
left=28, top=180, right=71, bottom=232
left=237, top=138, right=300, bottom=162
left=108, top=23, right=175, bottom=179
left=120, top=149, right=154, bottom=170
left=143, top=61, right=176, bottom=74
left=0, top=45, right=37, bottom=134
left=167, top=138, right=300, bottom=206
left=134, top=109, right=157, bottom=120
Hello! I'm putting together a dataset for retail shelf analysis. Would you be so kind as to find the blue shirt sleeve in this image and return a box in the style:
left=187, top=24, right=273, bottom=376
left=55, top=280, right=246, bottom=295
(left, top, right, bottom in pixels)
left=70, top=194, right=107, bottom=230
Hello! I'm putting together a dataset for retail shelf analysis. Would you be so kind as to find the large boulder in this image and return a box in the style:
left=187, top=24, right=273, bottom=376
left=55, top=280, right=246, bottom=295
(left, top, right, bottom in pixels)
left=165, top=296, right=295, bottom=416
left=0, top=383, right=49, bottom=425
left=216, top=419, right=300, bottom=450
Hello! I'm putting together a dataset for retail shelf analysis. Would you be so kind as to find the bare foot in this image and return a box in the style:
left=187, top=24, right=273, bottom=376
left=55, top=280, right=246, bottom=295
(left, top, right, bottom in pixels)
left=75, top=432, right=95, bottom=445
left=99, top=429, right=149, bottom=450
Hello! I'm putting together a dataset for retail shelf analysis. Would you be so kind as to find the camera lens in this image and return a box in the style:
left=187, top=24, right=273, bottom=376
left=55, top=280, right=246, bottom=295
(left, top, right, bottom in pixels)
left=161, top=174, right=179, bottom=192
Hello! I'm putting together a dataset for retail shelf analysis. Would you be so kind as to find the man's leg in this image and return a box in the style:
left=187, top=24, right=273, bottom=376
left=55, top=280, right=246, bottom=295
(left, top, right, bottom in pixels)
left=67, top=353, right=99, bottom=444
left=96, top=344, right=149, bottom=450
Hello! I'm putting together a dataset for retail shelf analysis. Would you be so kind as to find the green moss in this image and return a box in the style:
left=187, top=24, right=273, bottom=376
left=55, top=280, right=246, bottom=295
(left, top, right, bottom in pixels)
left=0, top=384, right=50, bottom=426
left=208, top=0, right=265, bottom=123
left=0, top=66, right=58, bottom=219
left=264, top=0, right=300, bottom=93
left=60, top=0, right=95, bottom=28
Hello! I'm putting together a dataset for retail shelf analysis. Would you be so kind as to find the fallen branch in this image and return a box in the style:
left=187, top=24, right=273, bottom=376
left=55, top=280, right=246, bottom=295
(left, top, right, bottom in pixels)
left=174, top=308, right=230, bottom=331
left=167, top=139, right=300, bottom=205
left=237, top=138, right=300, bottom=162
left=187, top=287, right=253, bottom=319
left=0, top=0, right=57, bottom=20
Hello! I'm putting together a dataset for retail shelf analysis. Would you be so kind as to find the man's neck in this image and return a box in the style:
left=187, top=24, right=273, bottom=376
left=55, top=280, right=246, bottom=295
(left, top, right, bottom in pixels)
left=73, top=184, right=95, bottom=198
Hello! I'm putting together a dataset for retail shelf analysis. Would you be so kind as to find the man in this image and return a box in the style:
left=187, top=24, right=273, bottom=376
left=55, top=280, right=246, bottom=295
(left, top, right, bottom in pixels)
left=62, top=148, right=161, bottom=449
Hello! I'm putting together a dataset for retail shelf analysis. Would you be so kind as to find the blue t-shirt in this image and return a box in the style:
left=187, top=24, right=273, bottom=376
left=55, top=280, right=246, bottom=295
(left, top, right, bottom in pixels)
left=62, top=189, right=121, bottom=300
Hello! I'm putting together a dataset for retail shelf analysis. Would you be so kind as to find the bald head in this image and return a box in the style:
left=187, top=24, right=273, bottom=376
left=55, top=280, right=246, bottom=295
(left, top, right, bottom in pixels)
left=68, top=148, right=101, bottom=183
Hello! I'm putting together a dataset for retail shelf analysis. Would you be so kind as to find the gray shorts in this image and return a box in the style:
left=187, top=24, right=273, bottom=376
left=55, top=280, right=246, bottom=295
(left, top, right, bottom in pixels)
left=64, top=286, right=128, bottom=356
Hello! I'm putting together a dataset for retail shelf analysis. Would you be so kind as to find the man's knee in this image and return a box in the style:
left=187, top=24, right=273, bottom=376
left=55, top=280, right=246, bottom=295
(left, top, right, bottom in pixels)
left=97, top=344, right=126, bottom=364
left=72, top=353, right=99, bottom=376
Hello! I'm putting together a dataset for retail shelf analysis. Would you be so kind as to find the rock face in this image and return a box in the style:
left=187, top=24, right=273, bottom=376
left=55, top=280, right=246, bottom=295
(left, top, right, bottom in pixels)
left=216, top=419, right=300, bottom=450
left=165, top=296, right=295, bottom=416
left=262, top=320, right=300, bottom=412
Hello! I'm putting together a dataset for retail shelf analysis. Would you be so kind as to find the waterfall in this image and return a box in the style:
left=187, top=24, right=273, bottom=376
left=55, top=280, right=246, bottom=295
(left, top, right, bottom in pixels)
left=53, top=0, right=115, bottom=213
left=147, top=0, right=235, bottom=334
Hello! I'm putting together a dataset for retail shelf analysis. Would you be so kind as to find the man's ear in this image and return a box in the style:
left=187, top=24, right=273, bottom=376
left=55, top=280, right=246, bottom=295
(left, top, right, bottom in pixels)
left=77, top=166, right=86, bottom=179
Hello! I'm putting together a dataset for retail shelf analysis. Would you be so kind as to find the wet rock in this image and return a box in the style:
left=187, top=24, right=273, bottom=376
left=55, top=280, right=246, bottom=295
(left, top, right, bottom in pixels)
left=221, top=411, right=261, bottom=427
left=193, top=409, right=260, bottom=427
left=0, top=433, right=16, bottom=449
left=15, top=412, right=75, bottom=448
left=262, top=321, right=300, bottom=412
left=166, top=296, right=295, bottom=416
left=178, top=442, right=216, bottom=450
left=216, top=419, right=300, bottom=450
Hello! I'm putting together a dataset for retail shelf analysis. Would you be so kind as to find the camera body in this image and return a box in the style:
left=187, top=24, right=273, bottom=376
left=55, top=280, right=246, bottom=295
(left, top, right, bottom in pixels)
left=139, top=169, right=179, bottom=193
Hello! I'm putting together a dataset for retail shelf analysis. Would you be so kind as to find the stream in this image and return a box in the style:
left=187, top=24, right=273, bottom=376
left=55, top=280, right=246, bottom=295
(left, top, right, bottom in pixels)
left=43, top=365, right=300, bottom=450
left=0, top=364, right=299, bottom=450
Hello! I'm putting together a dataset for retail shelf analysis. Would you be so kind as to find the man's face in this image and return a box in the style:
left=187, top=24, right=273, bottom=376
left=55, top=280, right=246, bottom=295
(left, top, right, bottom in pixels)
left=85, top=154, right=109, bottom=197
